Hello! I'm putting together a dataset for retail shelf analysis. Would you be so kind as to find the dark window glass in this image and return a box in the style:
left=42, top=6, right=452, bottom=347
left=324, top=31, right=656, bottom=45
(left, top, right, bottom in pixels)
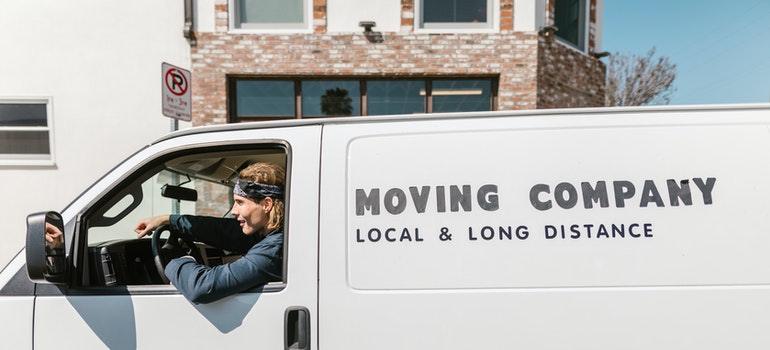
left=0, top=130, right=50, bottom=154
left=302, top=81, right=360, bottom=117
left=554, top=0, right=584, bottom=49
left=238, top=0, right=304, bottom=24
left=423, top=0, right=487, bottom=23
left=432, top=80, right=492, bottom=113
left=0, top=104, right=47, bottom=126
left=236, top=80, right=295, bottom=117
left=367, top=80, right=425, bottom=115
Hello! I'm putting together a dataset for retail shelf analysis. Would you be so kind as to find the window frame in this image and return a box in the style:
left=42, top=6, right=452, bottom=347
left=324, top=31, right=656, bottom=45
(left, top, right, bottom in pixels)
left=553, top=0, right=590, bottom=53
left=414, top=0, right=500, bottom=34
left=68, top=142, right=292, bottom=296
left=0, top=97, right=55, bottom=166
left=228, top=0, right=313, bottom=34
left=229, top=76, right=498, bottom=122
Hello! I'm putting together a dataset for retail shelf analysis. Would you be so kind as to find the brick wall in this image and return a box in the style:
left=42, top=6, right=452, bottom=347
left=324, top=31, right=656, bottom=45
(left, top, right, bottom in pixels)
left=537, top=0, right=604, bottom=108
left=192, top=31, right=541, bottom=126
left=536, top=37, right=606, bottom=108
left=192, top=0, right=604, bottom=126
left=195, top=181, right=232, bottom=217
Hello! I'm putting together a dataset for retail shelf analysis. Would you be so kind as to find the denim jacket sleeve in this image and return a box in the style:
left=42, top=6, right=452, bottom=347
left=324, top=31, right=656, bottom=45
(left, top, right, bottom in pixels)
left=169, top=214, right=258, bottom=254
left=164, top=231, right=283, bottom=304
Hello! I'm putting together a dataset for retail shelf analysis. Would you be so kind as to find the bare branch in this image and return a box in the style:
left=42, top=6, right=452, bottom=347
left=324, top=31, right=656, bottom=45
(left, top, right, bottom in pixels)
left=605, top=48, right=677, bottom=106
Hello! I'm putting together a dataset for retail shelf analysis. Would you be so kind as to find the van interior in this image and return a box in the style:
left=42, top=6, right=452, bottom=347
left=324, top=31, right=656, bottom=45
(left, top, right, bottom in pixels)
left=82, top=147, right=287, bottom=287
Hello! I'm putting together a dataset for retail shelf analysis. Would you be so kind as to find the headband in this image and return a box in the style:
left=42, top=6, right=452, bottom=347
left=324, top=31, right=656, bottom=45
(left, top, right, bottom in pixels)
left=234, top=179, right=284, bottom=200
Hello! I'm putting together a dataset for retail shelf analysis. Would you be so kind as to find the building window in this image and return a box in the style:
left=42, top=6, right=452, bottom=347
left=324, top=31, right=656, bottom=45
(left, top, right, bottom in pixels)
left=367, top=80, right=426, bottom=115
left=419, top=0, right=493, bottom=29
left=232, top=0, right=309, bottom=30
left=235, top=80, right=296, bottom=118
left=0, top=99, right=54, bottom=165
left=229, top=78, right=496, bottom=121
left=301, top=80, right=361, bottom=117
left=431, top=79, right=493, bottom=113
left=554, top=0, right=587, bottom=51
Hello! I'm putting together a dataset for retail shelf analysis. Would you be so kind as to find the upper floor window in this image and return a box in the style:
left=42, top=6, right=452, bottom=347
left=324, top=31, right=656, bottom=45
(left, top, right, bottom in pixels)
left=419, top=0, right=493, bottom=30
left=0, top=98, right=54, bottom=166
left=554, top=0, right=587, bottom=51
left=232, top=0, right=310, bottom=31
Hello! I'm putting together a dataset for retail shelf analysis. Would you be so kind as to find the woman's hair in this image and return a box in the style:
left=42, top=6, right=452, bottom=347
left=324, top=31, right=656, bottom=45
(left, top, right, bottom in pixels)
left=239, top=162, right=285, bottom=232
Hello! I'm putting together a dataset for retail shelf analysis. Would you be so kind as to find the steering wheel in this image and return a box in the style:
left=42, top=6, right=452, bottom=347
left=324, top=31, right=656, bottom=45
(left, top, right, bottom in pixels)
left=151, top=224, right=204, bottom=284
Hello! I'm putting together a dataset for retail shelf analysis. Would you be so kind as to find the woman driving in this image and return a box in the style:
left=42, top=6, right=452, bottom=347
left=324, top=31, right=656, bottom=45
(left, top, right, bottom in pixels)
left=134, top=162, right=285, bottom=304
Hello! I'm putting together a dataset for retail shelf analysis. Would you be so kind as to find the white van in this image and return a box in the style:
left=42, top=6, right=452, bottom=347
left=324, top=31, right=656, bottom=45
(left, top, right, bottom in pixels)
left=2, top=105, right=770, bottom=349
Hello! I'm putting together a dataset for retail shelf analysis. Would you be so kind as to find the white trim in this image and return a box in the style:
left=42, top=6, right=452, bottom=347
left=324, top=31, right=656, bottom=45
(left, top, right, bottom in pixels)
left=414, top=0, right=500, bottom=33
left=228, top=28, right=315, bottom=34
left=513, top=0, right=537, bottom=32
left=413, top=27, right=500, bottom=34
left=0, top=96, right=55, bottom=167
left=0, top=126, right=49, bottom=132
left=194, top=0, right=216, bottom=33
left=0, top=159, right=55, bottom=166
left=228, top=0, right=314, bottom=34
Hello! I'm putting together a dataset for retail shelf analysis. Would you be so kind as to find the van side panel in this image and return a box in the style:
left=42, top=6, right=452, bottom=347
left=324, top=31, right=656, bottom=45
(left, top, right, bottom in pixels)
left=0, top=298, right=33, bottom=348
left=0, top=252, right=33, bottom=349
left=319, top=110, right=770, bottom=349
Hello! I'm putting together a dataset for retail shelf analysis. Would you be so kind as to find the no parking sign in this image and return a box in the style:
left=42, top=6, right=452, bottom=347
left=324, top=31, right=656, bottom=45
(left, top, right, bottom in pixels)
left=162, top=62, right=192, bottom=121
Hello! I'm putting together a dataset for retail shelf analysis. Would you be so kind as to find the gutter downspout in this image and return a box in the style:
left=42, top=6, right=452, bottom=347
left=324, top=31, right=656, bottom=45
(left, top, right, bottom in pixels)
left=183, top=0, right=197, bottom=46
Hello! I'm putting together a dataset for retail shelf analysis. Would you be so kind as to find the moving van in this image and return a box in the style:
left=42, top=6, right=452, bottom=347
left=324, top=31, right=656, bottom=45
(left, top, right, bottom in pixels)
left=2, top=105, right=770, bottom=349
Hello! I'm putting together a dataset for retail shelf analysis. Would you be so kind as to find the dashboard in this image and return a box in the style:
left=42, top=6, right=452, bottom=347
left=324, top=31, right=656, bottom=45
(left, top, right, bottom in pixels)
left=87, top=238, right=236, bottom=286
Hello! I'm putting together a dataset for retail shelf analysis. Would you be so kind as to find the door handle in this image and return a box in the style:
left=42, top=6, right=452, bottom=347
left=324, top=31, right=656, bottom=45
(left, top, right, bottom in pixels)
left=285, top=306, right=310, bottom=350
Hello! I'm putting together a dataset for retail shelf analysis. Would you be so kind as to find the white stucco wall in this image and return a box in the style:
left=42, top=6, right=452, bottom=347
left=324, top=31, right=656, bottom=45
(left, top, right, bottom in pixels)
left=514, top=0, right=546, bottom=32
left=195, top=0, right=216, bottom=33
left=0, top=0, right=191, bottom=270
left=327, top=0, right=401, bottom=33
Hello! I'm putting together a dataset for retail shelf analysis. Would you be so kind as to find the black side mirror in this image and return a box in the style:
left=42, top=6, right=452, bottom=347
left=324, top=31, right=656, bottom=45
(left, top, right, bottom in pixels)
left=162, top=184, right=198, bottom=202
left=26, top=211, right=69, bottom=284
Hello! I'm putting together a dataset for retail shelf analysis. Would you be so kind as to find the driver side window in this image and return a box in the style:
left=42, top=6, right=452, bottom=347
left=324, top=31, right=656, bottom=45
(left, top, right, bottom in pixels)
left=87, top=170, right=231, bottom=244
left=81, top=146, right=288, bottom=287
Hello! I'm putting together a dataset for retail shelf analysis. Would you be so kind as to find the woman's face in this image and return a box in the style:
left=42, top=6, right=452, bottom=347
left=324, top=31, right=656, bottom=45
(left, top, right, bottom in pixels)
left=230, top=194, right=273, bottom=235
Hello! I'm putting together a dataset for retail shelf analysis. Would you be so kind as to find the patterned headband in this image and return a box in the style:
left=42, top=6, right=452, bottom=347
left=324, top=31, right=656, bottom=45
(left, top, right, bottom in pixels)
left=234, top=179, right=284, bottom=200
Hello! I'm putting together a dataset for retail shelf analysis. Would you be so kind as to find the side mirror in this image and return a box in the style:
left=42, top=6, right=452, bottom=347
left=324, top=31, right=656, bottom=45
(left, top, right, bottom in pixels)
left=161, top=184, right=198, bottom=202
left=26, top=211, right=69, bottom=284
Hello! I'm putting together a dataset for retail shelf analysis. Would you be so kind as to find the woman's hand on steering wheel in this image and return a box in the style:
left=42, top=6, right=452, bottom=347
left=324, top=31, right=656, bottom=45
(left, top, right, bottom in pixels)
left=151, top=224, right=204, bottom=284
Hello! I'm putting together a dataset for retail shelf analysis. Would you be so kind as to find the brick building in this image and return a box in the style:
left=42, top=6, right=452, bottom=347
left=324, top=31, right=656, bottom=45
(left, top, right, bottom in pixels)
left=190, top=0, right=606, bottom=126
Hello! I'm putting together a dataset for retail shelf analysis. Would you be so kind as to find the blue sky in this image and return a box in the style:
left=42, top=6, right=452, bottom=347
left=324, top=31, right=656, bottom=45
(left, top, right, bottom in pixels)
left=602, top=0, right=770, bottom=105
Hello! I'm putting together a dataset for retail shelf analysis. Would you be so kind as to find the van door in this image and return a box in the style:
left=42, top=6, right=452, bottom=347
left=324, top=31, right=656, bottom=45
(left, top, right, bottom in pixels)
left=33, top=126, right=320, bottom=349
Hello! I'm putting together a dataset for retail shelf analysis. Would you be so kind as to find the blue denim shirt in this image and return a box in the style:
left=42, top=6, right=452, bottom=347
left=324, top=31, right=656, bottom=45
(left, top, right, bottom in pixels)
left=164, top=214, right=283, bottom=304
